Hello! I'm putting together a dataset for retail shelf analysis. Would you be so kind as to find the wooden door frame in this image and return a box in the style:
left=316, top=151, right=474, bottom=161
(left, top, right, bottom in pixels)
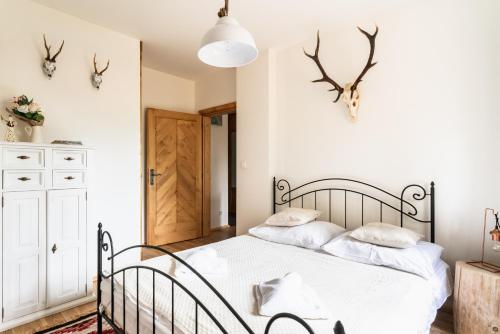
left=199, top=102, right=236, bottom=237
left=227, top=113, right=236, bottom=222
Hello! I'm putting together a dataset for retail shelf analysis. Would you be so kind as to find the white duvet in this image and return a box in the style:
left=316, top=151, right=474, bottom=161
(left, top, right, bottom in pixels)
left=101, top=235, right=451, bottom=334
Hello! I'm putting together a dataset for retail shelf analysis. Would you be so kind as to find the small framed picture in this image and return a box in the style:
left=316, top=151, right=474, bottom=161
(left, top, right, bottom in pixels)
left=211, top=115, right=223, bottom=126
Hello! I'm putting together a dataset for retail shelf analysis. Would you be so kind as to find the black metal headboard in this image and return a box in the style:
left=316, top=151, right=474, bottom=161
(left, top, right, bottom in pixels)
left=273, top=177, right=435, bottom=243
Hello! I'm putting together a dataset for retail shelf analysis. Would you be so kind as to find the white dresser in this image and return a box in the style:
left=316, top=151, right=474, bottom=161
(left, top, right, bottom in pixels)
left=0, top=142, right=94, bottom=330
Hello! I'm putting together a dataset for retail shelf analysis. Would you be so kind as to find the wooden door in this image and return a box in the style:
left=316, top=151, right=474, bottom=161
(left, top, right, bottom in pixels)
left=147, top=109, right=202, bottom=245
left=3, top=191, right=46, bottom=321
left=47, top=189, right=87, bottom=307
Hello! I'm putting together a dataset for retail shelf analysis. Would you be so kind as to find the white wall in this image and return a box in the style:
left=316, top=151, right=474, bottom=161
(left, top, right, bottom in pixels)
left=142, top=67, right=195, bottom=114
left=237, top=0, right=500, bottom=266
left=210, top=115, right=228, bottom=228
left=0, top=0, right=141, bottom=278
left=236, top=50, right=275, bottom=235
left=195, top=69, right=236, bottom=110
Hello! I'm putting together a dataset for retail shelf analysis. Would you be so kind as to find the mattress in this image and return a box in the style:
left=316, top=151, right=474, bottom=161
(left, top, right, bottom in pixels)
left=101, top=235, right=452, bottom=334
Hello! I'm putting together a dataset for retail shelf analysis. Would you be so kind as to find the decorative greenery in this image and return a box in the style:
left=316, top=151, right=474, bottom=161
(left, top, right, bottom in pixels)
left=5, top=95, right=44, bottom=126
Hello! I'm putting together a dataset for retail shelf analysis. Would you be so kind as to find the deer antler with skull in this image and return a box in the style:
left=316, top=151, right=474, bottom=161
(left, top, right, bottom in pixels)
left=304, top=26, right=378, bottom=121
left=92, top=54, right=110, bottom=89
left=42, top=34, right=64, bottom=78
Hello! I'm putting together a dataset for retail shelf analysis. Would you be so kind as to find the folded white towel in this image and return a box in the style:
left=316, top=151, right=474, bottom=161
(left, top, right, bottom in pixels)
left=174, top=247, right=228, bottom=279
left=255, top=272, right=330, bottom=320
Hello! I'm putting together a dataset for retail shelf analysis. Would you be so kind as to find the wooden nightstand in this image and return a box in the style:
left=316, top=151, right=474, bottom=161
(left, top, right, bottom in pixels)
left=454, top=261, right=500, bottom=333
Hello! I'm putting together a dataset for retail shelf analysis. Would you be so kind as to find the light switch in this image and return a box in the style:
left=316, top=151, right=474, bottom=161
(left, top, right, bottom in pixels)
left=240, top=160, right=248, bottom=169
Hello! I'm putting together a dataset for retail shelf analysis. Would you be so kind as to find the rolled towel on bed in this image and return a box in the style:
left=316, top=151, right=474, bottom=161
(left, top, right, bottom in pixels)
left=255, top=272, right=331, bottom=320
left=174, top=247, right=229, bottom=279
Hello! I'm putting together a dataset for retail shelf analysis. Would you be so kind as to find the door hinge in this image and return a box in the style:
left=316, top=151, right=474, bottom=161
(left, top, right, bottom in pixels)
left=85, top=285, right=88, bottom=295
left=2, top=307, right=4, bottom=319
left=85, top=192, right=88, bottom=201
left=1, top=196, right=3, bottom=208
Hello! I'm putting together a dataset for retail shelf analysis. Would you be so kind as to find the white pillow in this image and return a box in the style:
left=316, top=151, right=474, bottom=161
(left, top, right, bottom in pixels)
left=265, top=207, right=321, bottom=227
left=321, top=233, right=444, bottom=279
left=249, top=221, right=345, bottom=250
left=320, top=232, right=374, bottom=265
left=370, top=241, right=443, bottom=279
left=350, top=222, right=423, bottom=248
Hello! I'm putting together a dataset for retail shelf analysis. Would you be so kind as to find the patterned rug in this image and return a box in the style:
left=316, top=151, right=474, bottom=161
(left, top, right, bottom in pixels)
left=35, top=312, right=115, bottom=334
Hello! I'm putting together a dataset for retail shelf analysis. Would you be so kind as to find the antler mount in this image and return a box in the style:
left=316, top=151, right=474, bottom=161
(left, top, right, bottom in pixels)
left=42, top=34, right=64, bottom=78
left=92, top=53, right=110, bottom=89
left=304, top=26, right=378, bottom=121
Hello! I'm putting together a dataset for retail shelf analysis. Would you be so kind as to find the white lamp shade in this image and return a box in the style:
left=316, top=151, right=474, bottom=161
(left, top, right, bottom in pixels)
left=198, top=16, right=258, bottom=68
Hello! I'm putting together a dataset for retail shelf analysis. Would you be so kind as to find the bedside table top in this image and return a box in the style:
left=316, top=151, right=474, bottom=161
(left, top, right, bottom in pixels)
left=457, top=261, right=500, bottom=277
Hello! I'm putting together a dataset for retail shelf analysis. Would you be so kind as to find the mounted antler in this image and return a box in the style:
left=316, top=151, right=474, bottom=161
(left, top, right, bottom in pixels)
left=350, top=26, right=378, bottom=97
left=303, top=31, right=344, bottom=102
left=93, top=54, right=110, bottom=75
left=92, top=54, right=110, bottom=89
left=43, top=34, right=64, bottom=62
left=42, top=34, right=64, bottom=78
left=304, top=26, right=378, bottom=121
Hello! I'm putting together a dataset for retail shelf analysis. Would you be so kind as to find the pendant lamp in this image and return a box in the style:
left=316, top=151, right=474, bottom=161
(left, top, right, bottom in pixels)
left=198, top=0, right=258, bottom=68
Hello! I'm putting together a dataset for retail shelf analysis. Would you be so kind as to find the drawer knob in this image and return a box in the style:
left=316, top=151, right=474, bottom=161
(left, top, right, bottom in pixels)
left=17, top=177, right=31, bottom=181
left=64, top=176, right=75, bottom=180
left=52, top=244, right=57, bottom=254
left=493, top=326, right=498, bottom=332
left=16, top=155, right=30, bottom=160
left=64, top=157, right=75, bottom=161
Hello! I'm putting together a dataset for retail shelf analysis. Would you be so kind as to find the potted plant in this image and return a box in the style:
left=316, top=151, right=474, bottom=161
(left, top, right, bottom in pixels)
left=6, top=95, right=45, bottom=143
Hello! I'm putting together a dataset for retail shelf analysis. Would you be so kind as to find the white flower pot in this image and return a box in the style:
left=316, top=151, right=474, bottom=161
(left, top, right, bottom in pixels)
left=25, top=126, right=43, bottom=143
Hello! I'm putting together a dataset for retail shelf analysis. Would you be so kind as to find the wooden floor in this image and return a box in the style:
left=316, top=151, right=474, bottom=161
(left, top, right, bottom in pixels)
left=5, top=225, right=454, bottom=333
left=2, top=302, right=96, bottom=334
left=142, top=225, right=236, bottom=260
left=431, top=306, right=454, bottom=334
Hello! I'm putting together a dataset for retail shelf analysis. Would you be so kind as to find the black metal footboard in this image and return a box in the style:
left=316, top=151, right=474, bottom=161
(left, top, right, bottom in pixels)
left=96, top=224, right=342, bottom=334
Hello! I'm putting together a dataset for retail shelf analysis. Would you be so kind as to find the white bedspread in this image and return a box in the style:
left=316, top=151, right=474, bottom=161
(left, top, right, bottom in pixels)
left=102, top=235, right=451, bottom=334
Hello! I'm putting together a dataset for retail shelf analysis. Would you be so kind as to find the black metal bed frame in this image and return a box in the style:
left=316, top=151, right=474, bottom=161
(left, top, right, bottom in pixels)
left=96, top=226, right=326, bottom=334
left=273, top=177, right=435, bottom=242
left=96, top=177, right=435, bottom=334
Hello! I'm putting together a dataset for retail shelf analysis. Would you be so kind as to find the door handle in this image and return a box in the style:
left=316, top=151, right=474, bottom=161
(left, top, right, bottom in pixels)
left=52, top=244, right=57, bottom=253
left=149, top=169, right=162, bottom=186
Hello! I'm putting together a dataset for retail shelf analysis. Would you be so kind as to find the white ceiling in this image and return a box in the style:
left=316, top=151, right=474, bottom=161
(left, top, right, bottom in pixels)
left=34, top=0, right=408, bottom=80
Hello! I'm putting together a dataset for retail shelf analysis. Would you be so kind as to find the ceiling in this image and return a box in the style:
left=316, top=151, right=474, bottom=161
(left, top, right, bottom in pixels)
left=34, top=0, right=408, bottom=80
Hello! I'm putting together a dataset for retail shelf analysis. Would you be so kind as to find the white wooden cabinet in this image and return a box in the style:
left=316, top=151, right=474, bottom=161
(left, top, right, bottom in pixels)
left=47, top=189, right=87, bottom=307
left=2, top=191, right=46, bottom=321
left=0, top=142, right=93, bottom=331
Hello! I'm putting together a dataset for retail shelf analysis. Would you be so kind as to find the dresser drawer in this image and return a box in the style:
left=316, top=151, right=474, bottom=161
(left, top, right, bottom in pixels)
left=53, top=150, right=87, bottom=169
left=52, top=170, right=87, bottom=188
left=3, top=148, right=45, bottom=169
left=3, top=170, right=45, bottom=190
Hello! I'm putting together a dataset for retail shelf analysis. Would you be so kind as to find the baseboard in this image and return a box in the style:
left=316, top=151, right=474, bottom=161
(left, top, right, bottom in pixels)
left=211, top=225, right=231, bottom=232
left=0, top=295, right=95, bottom=331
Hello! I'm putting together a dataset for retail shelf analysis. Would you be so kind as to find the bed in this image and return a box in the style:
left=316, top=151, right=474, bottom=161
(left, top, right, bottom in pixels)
left=97, top=177, right=451, bottom=334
